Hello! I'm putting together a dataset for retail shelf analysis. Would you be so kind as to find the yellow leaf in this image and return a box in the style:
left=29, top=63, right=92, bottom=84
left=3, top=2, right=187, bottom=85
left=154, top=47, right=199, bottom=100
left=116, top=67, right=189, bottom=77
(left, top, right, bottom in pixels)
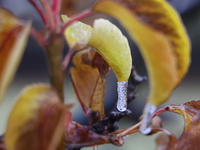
left=62, top=16, right=132, bottom=82
left=91, top=0, right=190, bottom=134
left=92, top=0, right=190, bottom=107
left=63, top=17, right=132, bottom=112
left=5, top=84, right=69, bottom=150
left=87, top=19, right=132, bottom=82
left=0, top=7, right=31, bottom=105
left=61, top=15, right=93, bottom=49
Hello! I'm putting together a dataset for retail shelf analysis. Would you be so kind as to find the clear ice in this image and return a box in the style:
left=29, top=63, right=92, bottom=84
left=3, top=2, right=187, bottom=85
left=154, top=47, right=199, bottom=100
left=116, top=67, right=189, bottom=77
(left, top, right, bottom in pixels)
left=139, top=103, right=156, bottom=134
left=117, top=81, right=128, bottom=112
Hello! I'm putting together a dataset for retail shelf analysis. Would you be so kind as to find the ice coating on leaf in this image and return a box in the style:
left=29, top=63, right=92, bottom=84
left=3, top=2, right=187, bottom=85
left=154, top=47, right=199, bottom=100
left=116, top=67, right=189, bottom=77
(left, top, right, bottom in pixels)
left=61, top=15, right=93, bottom=49
left=139, top=103, right=156, bottom=134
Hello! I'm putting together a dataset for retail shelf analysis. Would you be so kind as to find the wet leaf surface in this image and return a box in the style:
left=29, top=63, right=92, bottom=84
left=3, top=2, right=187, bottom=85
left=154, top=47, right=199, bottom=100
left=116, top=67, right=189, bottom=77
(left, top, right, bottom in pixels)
left=0, top=7, right=31, bottom=105
left=5, top=84, right=71, bottom=150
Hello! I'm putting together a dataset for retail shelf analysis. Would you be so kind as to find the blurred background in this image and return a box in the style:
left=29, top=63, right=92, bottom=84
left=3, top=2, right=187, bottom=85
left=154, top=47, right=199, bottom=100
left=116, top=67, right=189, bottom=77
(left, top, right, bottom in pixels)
left=1, top=0, right=200, bottom=149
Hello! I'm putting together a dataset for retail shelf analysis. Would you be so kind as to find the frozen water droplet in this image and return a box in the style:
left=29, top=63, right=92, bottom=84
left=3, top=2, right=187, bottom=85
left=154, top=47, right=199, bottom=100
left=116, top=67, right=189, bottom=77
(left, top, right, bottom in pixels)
left=117, top=81, right=128, bottom=112
left=139, top=103, right=156, bottom=134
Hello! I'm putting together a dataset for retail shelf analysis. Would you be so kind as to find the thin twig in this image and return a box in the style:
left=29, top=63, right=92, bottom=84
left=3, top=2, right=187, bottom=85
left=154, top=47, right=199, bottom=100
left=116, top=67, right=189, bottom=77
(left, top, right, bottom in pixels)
left=126, top=129, right=140, bottom=135
left=110, top=128, right=129, bottom=135
left=117, top=122, right=141, bottom=137
left=28, top=0, right=49, bottom=27
left=60, top=9, right=92, bottom=34
left=40, top=0, right=56, bottom=31
left=30, top=28, right=47, bottom=47
left=117, top=107, right=170, bottom=138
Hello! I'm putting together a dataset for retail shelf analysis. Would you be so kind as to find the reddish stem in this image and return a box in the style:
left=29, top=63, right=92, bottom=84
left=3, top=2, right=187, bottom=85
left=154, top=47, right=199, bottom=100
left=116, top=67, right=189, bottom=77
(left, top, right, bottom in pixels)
left=52, top=0, right=61, bottom=29
left=62, top=48, right=74, bottom=71
left=60, top=9, right=92, bottom=34
left=40, top=0, right=56, bottom=31
left=28, top=0, right=49, bottom=27
left=116, top=106, right=172, bottom=138
left=152, top=106, right=168, bottom=118
left=30, top=28, right=47, bottom=46
left=118, top=127, right=176, bottom=142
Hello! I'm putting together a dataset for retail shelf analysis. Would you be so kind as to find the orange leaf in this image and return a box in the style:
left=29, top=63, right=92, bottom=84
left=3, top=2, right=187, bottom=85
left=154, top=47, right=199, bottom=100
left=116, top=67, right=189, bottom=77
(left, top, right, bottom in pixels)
left=0, top=7, right=31, bottom=105
left=5, top=84, right=71, bottom=150
left=155, top=100, right=200, bottom=150
left=70, top=48, right=110, bottom=120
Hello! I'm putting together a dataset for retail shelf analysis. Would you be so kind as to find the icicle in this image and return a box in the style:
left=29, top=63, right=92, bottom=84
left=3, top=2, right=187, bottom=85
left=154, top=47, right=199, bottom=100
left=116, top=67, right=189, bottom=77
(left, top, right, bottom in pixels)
left=117, top=81, right=128, bottom=112
left=139, top=103, right=156, bottom=134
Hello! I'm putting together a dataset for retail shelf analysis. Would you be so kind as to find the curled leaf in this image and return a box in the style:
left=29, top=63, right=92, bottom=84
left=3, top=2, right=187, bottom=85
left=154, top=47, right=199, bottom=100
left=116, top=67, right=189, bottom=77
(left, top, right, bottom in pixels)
left=167, top=100, right=200, bottom=132
left=87, top=18, right=132, bottom=82
left=63, top=16, right=132, bottom=82
left=91, top=0, right=190, bottom=133
left=92, top=0, right=190, bottom=102
left=0, top=7, right=31, bottom=105
left=63, top=17, right=132, bottom=112
left=155, top=100, right=200, bottom=150
left=5, top=84, right=70, bottom=150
